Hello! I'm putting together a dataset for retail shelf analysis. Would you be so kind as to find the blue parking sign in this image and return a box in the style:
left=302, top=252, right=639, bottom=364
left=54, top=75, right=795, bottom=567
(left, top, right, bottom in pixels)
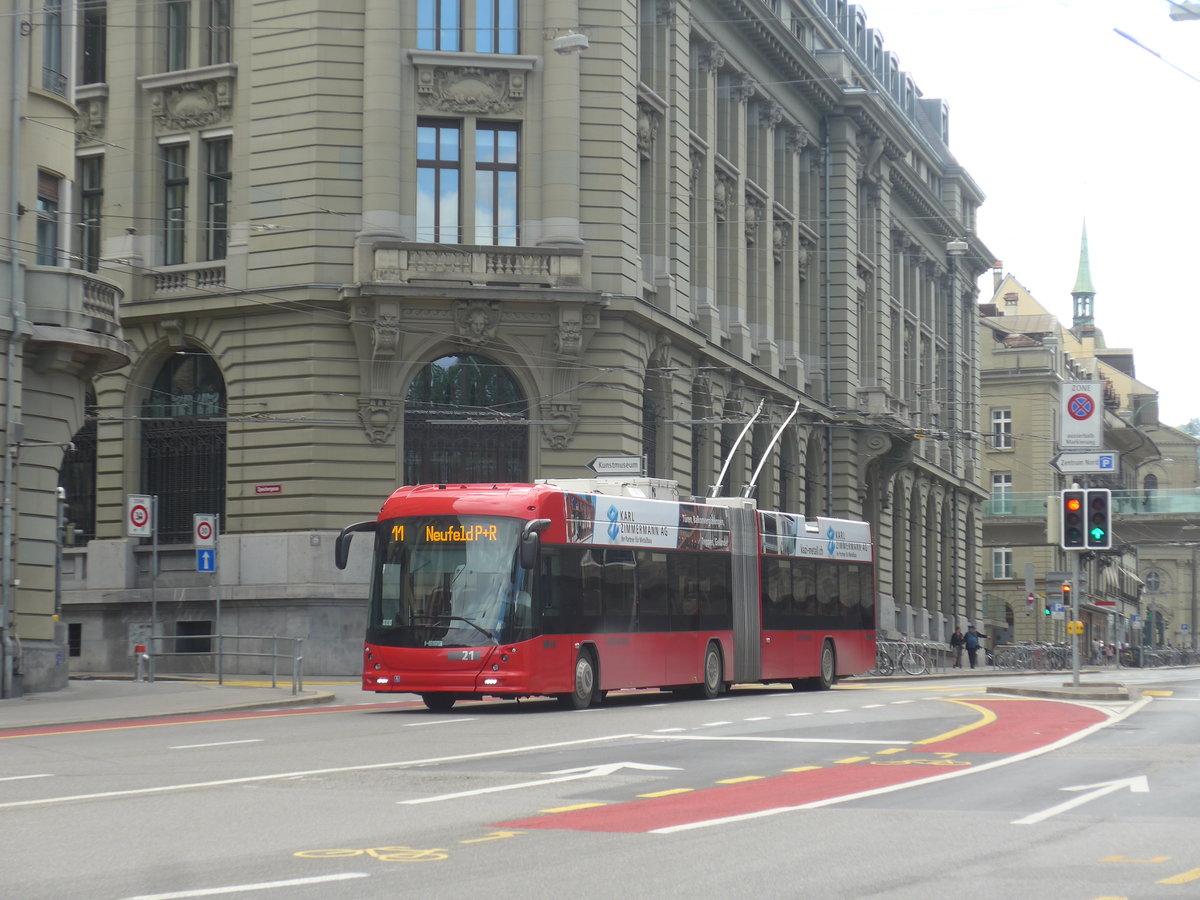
left=197, top=549, right=217, bottom=572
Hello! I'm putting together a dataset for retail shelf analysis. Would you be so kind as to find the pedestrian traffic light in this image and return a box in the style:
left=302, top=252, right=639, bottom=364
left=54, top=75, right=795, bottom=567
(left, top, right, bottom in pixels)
left=1085, top=488, right=1112, bottom=549
left=1060, top=489, right=1085, bottom=548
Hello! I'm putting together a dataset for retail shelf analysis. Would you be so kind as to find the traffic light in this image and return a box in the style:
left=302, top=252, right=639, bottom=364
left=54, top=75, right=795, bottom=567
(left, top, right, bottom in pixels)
left=1061, top=582, right=1072, bottom=611
left=1085, top=488, right=1112, bottom=549
left=1060, top=489, right=1085, bottom=548
left=1043, top=594, right=1052, bottom=616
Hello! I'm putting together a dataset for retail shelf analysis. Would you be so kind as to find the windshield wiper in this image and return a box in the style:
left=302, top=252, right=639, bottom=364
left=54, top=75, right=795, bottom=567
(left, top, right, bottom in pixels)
left=411, top=614, right=498, bottom=645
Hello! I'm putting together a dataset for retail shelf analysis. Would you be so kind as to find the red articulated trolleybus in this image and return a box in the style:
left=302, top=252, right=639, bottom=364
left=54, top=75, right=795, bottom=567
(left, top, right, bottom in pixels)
left=335, top=477, right=876, bottom=711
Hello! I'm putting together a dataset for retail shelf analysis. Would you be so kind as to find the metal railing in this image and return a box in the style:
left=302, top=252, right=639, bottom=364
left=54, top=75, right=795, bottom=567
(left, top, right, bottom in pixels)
left=992, top=642, right=1071, bottom=670
left=141, top=634, right=305, bottom=694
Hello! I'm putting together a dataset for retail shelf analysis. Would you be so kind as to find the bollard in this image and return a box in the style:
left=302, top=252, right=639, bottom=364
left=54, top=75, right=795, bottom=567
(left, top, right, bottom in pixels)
left=134, top=644, right=148, bottom=682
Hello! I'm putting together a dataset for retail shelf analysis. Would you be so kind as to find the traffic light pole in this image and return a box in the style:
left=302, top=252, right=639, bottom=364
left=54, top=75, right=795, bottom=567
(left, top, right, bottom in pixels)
left=1070, top=549, right=1081, bottom=687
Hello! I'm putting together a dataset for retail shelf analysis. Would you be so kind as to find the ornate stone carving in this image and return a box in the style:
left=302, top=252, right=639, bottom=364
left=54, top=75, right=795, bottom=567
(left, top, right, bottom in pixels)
left=689, top=146, right=704, bottom=191
left=700, top=42, right=726, bottom=75
left=772, top=221, right=789, bottom=264
left=554, top=308, right=583, bottom=358
left=760, top=102, right=783, bottom=130
left=786, top=125, right=814, bottom=155
left=357, top=398, right=400, bottom=445
left=731, top=73, right=757, bottom=104
left=454, top=300, right=500, bottom=345
left=416, top=66, right=522, bottom=114
left=656, top=0, right=677, bottom=24
left=76, top=97, right=106, bottom=146
left=713, top=171, right=735, bottom=221
left=372, top=311, right=400, bottom=357
left=541, top=402, right=580, bottom=449
left=744, top=193, right=765, bottom=246
left=637, top=101, right=661, bottom=160
left=149, top=79, right=233, bottom=133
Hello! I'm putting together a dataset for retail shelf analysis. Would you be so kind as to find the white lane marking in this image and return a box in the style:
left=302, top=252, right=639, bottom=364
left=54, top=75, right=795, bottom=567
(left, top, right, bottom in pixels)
left=744, top=716, right=771, bottom=722
left=700, top=721, right=732, bottom=727
left=0, top=773, right=53, bottom=782
left=169, top=739, right=264, bottom=750
left=403, top=718, right=476, bottom=727
left=122, top=872, right=369, bottom=899
left=823, top=708, right=849, bottom=713
left=653, top=727, right=686, bottom=733
left=638, top=734, right=909, bottom=745
left=0, top=733, right=640, bottom=810
left=400, top=761, right=681, bottom=805
left=1012, top=776, right=1150, bottom=825
left=650, top=694, right=1153, bottom=834
left=785, top=712, right=812, bottom=717
left=861, top=704, right=885, bottom=708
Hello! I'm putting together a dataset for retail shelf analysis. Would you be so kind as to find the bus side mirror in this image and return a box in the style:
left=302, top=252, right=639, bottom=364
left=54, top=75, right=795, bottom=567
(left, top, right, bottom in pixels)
left=519, top=518, right=552, bottom=570
left=335, top=520, right=376, bottom=570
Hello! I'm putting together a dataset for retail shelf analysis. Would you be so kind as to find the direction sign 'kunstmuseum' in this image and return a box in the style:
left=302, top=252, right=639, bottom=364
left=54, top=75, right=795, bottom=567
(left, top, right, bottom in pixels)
left=1059, top=382, right=1103, bottom=450
left=586, top=455, right=644, bottom=475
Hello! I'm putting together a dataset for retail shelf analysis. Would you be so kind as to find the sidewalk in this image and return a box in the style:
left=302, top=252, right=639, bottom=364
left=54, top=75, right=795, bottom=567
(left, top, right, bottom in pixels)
left=0, top=675, right=345, bottom=731
left=0, top=666, right=1138, bottom=731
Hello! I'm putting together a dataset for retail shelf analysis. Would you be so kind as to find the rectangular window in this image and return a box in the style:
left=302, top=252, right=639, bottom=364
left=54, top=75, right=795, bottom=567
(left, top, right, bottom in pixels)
left=79, top=156, right=104, bottom=272
left=166, top=0, right=191, bottom=71
left=417, top=0, right=461, bottom=51
left=81, top=0, right=107, bottom=85
left=42, top=0, right=66, bottom=95
left=208, top=0, right=231, bottom=64
left=475, top=0, right=518, bottom=54
left=991, top=472, right=1013, bottom=515
left=175, top=620, right=212, bottom=654
left=991, top=548, right=1013, bottom=580
left=163, top=144, right=189, bottom=265
left=416, top=120, right=461, bottom=243
left=474, top=122, right=518, bottom=245
left=991, top=408, right=1012, bottom=449
left=204, top=138, right=230, bottom=260
left=68, top=622, right=82, bottom=657
left=36, top=171, right=60, bottom=266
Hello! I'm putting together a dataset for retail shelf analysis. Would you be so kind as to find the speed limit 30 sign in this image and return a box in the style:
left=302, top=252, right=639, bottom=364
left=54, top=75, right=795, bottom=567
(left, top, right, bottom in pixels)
left=126, top=494, right=153, bottom=537
left=194, top=514, right=218, bottom=548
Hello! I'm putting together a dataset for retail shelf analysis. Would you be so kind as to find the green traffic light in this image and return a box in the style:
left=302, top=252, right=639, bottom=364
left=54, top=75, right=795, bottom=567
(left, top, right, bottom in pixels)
left=1090, top=526, right=1106, bottom=541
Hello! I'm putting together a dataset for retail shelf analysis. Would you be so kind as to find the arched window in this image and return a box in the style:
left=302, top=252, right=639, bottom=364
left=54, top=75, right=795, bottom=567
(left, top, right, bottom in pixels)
left=1143, top=473, right=1158, bottom=509
left=404, top=354, right=528, bottom=484
left=141, top=351, right=227, bottom=543
left=59, top=386, right=98, bottom=543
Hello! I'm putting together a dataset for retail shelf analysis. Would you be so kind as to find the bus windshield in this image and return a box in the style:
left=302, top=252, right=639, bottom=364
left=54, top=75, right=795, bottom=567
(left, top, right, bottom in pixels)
left=368, top=515, right=528, bottom=648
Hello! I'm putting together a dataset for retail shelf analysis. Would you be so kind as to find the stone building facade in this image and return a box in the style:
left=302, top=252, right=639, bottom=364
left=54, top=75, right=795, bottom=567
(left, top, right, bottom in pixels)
left=1, top=0, right=130, bottom=696
left=50, top=0, right=992, bottom=682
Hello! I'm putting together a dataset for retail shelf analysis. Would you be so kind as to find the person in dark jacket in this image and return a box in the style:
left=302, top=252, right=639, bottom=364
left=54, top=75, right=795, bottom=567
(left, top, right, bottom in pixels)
left=950, top=626, right=964, bottom=668
left=964, top=624, right=986, bottom=669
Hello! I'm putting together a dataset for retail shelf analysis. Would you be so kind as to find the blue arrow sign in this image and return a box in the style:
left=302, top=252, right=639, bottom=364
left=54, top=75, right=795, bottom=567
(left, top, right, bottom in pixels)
left=197, top=549, right=217, bottom=573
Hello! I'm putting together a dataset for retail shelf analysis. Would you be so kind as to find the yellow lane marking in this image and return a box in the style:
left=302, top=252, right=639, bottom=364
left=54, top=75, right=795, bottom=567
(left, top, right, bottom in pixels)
left=459, top=832, right=523, bottom=844
left=716, top=776, right=765, bottom=784
left=783, top=766, right=821, bottom=773
left=834, top=756, right=870, bottom=764
left=540, top=802, right=606, bottom=813
left=638, top=788, right=694, bottom=798
left=1143, top=690, right=1173, bottom=697
left=1158, top=868, right=1200, bottom=885
left=1100, top=855, right=1170, bottom=863
left=875, top=747, right=907, bottom=755
left=914, top=698, right=999, bottom=745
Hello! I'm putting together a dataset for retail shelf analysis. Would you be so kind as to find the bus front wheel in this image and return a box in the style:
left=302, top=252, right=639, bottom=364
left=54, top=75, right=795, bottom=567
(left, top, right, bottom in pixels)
left=559, top=649, right=596, bottom=710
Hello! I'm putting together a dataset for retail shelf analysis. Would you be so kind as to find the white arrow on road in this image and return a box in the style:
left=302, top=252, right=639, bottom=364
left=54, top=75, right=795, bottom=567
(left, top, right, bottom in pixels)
left=1012, top=775, right=1149, bottom=825
left=399, top=761, right=681, bottom=805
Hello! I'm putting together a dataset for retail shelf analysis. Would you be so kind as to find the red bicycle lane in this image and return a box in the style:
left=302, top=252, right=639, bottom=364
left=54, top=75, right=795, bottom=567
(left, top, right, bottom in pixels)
left=494, top=698, right=1112, bottom=834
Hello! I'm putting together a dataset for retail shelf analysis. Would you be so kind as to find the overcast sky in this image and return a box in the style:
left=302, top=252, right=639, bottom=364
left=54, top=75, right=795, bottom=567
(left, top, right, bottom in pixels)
left=858, top=0, right=1199, bottom=427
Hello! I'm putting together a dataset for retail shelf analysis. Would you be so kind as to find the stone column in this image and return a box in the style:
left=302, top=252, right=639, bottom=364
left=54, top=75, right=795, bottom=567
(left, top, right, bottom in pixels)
left=359, top=0, right=404, bottom=240
left=539, top=2, right=585, bottom=247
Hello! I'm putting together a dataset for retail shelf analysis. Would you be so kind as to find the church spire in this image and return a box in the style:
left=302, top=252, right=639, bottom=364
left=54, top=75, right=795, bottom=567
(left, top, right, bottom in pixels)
left=1072, top=221, right=1095, bottom=327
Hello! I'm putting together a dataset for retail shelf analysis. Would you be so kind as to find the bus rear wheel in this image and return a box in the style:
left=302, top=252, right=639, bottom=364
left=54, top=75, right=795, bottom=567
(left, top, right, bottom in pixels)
left=814, top=641, right=837, bottom=690
left=422, top=693, right=456, bottom=712
left=559, top=649, right=596, bottom=710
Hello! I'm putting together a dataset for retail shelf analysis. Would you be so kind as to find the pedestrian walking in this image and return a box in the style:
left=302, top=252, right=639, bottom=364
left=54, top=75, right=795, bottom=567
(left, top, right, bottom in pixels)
left=964, top=624, right=986, bottom=669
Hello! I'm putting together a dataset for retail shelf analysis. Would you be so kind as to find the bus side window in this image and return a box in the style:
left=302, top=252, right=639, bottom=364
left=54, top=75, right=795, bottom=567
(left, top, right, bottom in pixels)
left=603, top=549, right=637, bottom=632
left=794, top=560, right=817, bottom=620
left=697, top=552, right=732, bottom=630
left=667, top=555, right=699, bottom=631
left=636, top=551, right=669, bottom=631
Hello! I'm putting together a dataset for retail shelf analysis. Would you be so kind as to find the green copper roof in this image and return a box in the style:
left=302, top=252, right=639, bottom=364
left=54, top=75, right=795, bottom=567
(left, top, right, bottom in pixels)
left=1072, top=222, right=1096, bottom=295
